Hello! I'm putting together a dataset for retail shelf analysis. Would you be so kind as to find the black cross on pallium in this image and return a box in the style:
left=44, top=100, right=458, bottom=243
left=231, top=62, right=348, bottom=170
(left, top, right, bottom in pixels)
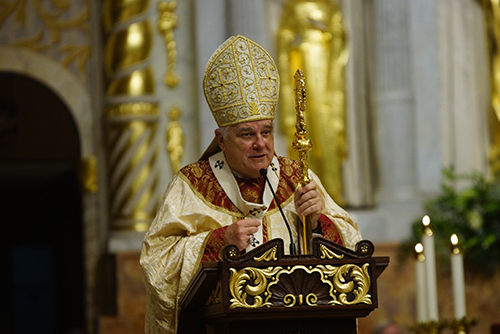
left=215, top=160, right=224, bottom=170
left=270, top=163, right=277, bottom=172
left=250, top=237, right=259, bottom=247
left=249, top=208, right=260, bottom=216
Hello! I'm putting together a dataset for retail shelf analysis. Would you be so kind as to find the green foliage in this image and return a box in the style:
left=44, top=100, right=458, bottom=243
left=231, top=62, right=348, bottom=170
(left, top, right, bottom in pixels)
left=400, top=166, right=500, bottom=274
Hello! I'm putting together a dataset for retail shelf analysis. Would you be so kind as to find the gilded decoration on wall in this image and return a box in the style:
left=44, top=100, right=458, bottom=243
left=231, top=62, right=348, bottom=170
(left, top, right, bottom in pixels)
left=79, top=155, right=98, bottom=193
left=157, top=1, right=179, bottom=87
left=166, top=106, right=184, bottom=173
left=228, top=263, right=372, bottom=309
left=0, top=0, right=91, bottom=81
left=278, top=0, right=348, bottom=204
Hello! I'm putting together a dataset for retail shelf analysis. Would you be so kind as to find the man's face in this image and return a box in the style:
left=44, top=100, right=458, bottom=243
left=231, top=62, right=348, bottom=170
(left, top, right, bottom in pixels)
left=216, top=120, right=275, bottom=179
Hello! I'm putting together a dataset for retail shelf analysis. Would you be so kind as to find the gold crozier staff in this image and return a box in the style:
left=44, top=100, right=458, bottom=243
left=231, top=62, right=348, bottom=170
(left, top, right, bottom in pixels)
left=292, top=69, right=313, bottom=254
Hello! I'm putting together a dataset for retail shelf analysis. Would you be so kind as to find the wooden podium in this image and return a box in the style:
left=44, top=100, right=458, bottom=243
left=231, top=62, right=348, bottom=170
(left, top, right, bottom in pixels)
left=178, top=237, right=389, bottom=334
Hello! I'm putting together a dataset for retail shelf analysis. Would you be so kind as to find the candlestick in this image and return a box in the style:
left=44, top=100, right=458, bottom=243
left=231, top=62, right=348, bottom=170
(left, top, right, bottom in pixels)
left=449, top=317, right=478, bottom=334
left=409, top=320, right=446, bottom=334
left=422, top=215, right=439, bottom=321
left=415, top=243, right=428, bottom=323
left=450, top=234, right=466, bottom=319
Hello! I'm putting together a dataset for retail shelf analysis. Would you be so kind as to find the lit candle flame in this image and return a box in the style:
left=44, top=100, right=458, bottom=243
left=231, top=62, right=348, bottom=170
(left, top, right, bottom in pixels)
left=422, top=215, right=433, bottom=236
left=414, top=243, right=425, bottom=262
left=450, top=233, right=461, bottom=254
left=415, top=243, right=424, bottom=253
left=422, top=215, right=430, bottom=226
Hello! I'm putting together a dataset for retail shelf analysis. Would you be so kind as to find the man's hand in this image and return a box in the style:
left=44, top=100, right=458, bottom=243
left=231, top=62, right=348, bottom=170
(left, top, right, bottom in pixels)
left=224, top=219, right=261, bottom=251
left=294, top=181, right=323, bottom=229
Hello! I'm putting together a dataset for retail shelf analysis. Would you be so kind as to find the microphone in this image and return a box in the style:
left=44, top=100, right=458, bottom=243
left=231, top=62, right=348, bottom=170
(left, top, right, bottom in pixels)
left=260, top=168, right=297, bottom=255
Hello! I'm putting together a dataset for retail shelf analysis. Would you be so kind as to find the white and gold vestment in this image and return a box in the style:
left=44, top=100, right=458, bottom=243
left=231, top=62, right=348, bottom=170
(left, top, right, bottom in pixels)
left=140, top=153, right=361, bottom=333
left=141, top=34, right=361, bottom=334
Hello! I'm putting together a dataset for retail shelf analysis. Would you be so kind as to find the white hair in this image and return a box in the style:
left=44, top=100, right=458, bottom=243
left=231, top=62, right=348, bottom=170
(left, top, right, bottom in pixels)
left=215, top=125, right=235, bottom=140
left=215, top=120, right=275, bottom=140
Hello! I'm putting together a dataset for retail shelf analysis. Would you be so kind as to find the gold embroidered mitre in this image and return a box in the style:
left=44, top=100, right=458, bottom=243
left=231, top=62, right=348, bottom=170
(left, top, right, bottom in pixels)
left=203, top=35, right=280, bottom=127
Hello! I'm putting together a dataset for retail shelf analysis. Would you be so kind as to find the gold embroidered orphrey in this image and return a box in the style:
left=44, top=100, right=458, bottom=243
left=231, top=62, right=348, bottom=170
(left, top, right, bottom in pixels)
left=203, top=35, right=280, bottom=128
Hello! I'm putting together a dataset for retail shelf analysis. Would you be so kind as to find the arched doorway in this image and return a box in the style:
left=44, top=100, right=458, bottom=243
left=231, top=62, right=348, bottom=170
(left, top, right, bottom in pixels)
left=0, top=72, right=86, bottom=333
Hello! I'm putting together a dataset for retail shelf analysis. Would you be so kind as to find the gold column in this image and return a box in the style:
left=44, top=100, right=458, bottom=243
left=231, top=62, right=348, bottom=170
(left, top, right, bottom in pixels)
left=481, top=0, right=500, bottom=175
left=278, top=0, right=348, bottom=205
left=103, top=0, right=159, bottom=232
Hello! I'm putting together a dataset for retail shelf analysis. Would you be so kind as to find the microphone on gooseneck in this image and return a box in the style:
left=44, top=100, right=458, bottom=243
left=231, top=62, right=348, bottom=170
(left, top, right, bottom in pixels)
left=260, top=168, right=297, bottom=255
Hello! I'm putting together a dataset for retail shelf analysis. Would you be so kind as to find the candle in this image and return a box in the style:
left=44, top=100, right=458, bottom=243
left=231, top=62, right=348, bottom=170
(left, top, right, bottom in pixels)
left=422, top=215, right=439, bottom=321
left=450, top=234, right=466, bottom=319
left=415, top=243, right=428, bottom=323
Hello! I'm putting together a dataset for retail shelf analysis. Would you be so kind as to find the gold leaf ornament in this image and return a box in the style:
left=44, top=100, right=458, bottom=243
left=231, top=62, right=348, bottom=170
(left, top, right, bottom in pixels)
left=229, top=267, right=282, bottom=309
left=328, top=263, right=372, bottom=305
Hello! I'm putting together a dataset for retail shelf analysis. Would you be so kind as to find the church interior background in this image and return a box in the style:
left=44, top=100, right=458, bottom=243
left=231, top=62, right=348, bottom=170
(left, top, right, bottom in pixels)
left=0, top=0, right=499, bottom=333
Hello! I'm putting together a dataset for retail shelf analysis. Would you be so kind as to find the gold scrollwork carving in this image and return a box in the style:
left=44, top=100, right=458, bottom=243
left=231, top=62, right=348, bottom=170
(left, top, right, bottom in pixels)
left=319, top=263, right=372, bottom=305
left=228, top=263, right=372, bottom=309
left=157, top=1, right=179, bottom=87
left=283, top=293, right=296, bottom=306
left=283, top=293, right=318, bottom=307
left=254, top=245, right=278, bottom=262
left=306, top=292, right=318, bottom=306
left=228, top=267, right=282, bottom=309
left=319, top=244, right=344, bottom=260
